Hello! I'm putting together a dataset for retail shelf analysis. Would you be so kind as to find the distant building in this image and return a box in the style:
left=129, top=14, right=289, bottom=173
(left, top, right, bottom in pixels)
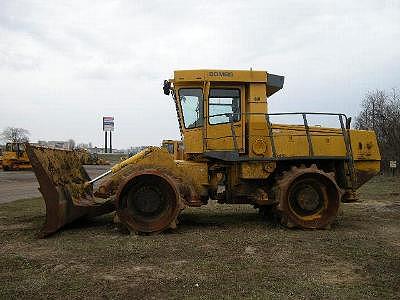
left=128, top=146, right=149, bottom=155
left=38, top=140, right=73, bottom=149
left=87, top=147, right=127, bottom=154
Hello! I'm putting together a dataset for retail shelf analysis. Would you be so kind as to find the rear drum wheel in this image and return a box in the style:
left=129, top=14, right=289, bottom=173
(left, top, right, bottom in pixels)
left=288, top=178, right=326, bottom=218
left=277, top=165, right=342, bottom=229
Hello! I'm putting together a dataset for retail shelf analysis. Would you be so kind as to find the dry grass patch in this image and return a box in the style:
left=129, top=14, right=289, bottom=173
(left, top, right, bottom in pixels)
left=0, top=176, right=399, bottom=299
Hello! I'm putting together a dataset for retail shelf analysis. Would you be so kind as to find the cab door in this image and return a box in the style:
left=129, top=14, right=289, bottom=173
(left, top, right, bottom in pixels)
left=205, top=86, right=245, bottom=152
left=177, top=86, right=204, bottom=154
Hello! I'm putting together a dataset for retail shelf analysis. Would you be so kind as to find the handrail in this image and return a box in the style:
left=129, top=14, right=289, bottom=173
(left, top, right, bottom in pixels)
left=203, top=112, right=352, bottom=161
left=339, top=115, right=356, bottom=187
left=265, top=114, right=277, bottom=157
left=207, top=111, right=348, bottom=120
left=302, top=113, right=314, bottom=156
left=228, top=114, right=239, bottom=153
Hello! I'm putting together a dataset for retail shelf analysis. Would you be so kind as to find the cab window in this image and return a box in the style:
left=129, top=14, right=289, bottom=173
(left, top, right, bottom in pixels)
left=163, top=142, right=174, bottom=154
left=209, top=88, right=240, bottom=125
left=179, top=88, right=203, bottom=129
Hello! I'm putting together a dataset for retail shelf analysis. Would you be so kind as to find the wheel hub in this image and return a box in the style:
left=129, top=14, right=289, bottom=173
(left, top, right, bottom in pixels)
left=132, top=186, right=164, bottom=215
left=296, top=185, right=320, bottom=212
left=289, top=180, right=324, bottom=217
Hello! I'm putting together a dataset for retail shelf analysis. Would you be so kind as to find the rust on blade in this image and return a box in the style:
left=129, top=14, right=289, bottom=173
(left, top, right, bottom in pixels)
left=26, top=144, right=115, bottom=238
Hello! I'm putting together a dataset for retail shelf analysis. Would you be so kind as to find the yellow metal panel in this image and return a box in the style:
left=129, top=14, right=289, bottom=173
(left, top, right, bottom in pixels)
left=269, top=125, right=350, bottom=158
left=248, top=136, right=271, bottom=157
left=176, top=160, right=209, bottom=186
left=174, top=70, right=205, bottom=82
left=349, top=130, right=380, bottom=161
left=271, top=126, right=309, bottom=157
left=174, top=69, right=267, bottom=83
left=240, top=162, right=275, bottom=179
left=248, top=83, right=270, bottom=157
left=184, top=128, right=204, bottom=153
left=205, top=123, right=244, bottom=151
left=311, top=134, right=346, bottom=156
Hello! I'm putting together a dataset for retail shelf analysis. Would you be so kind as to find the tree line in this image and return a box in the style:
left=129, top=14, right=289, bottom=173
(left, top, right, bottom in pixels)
left=355, top=88, right=400, bottom=172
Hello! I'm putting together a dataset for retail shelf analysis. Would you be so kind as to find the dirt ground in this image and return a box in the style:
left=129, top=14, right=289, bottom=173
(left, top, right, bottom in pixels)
left=0, top=176, right=399, bottom=299
left=0, top=165, right=109, bottom=204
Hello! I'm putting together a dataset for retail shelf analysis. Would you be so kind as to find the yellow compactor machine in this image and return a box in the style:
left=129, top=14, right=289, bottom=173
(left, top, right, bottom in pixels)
left=26, top=69, right=380, bottom=237
left=2, top=143, right=32, bottom=171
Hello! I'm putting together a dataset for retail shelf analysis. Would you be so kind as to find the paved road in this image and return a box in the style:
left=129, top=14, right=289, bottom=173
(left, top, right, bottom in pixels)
left=0, top=165, right=110, bottom=204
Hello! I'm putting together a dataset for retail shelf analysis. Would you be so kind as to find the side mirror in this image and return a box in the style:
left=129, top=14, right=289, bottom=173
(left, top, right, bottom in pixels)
left=163, top=80, right=171, bottom=95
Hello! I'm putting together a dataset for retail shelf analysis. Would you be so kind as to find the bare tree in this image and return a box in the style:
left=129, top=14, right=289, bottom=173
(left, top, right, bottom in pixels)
left=1, top=127, right=30, bottom=143
left=355, top=88, right=400, bottom=171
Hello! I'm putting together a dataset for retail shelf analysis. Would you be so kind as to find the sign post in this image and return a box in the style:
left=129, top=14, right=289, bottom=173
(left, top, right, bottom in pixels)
left=109, top=131, right=112, bottom=154
left=103, top=117, right=114, bottom=153
left=104, top=131, right=108, bottom=153
left=389, top=160, right=397, bottom=177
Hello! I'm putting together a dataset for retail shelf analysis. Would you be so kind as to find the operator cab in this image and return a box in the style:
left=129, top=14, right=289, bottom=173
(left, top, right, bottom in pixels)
left=163, top=69, right=284, bottom=157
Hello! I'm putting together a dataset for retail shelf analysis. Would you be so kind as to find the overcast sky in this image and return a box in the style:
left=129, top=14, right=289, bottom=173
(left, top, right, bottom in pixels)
left=1, top=0, right=399, bottom=148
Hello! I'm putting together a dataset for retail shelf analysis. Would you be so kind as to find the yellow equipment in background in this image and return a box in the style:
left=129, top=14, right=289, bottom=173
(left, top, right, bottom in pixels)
left=2, top=143, right=32, bottom=171
left=26, top=69, right=381, bottom=237
left=161, top=140, right=185, bottom=160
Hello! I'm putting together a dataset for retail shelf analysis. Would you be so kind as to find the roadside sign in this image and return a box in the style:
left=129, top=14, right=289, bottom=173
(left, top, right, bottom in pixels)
left=103, top=116, right=114, bottom=132
left=389, top=160, right=397, bottom=168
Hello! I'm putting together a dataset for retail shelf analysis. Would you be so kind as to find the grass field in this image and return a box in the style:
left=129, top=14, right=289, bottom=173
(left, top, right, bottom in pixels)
left=0, top=176, right=399, bottom=299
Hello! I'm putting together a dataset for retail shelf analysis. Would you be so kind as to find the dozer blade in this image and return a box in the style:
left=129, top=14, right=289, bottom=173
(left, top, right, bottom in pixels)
left=26, top=144, right=115, bottom=238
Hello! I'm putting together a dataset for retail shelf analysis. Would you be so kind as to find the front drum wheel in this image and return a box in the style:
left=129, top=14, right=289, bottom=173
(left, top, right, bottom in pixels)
left=117, top=173, right=181, bottom=234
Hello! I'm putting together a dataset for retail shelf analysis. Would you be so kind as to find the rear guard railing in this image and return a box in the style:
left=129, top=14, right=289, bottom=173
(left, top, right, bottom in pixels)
left=204, top=112, right=356, bottom=186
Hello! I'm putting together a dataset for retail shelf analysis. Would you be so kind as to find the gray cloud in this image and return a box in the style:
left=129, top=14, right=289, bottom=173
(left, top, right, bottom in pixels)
left=0, top=0, right=399, bottom=148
